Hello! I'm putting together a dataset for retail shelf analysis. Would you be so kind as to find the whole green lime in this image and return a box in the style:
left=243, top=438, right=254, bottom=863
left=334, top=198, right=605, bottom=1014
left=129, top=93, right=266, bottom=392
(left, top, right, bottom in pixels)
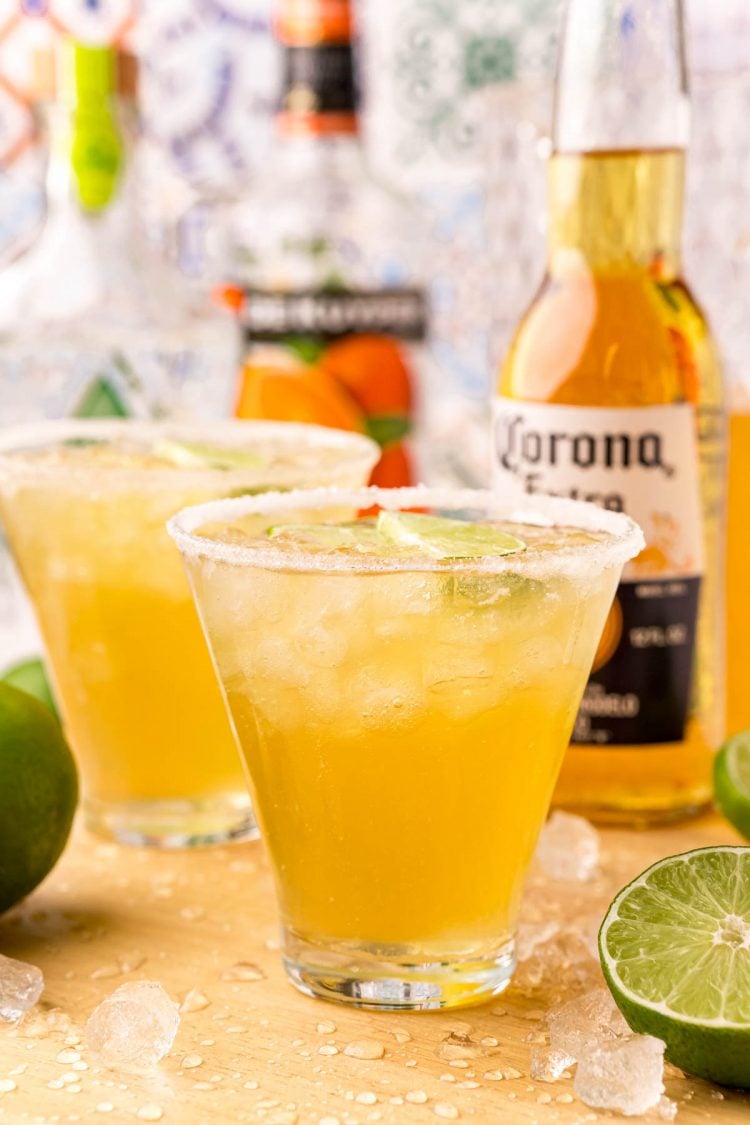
left=0, top=682, right=78, bottom=914
left=1, top=657, right=58, bottom=718
left=714, top=730, right=750, bottom=841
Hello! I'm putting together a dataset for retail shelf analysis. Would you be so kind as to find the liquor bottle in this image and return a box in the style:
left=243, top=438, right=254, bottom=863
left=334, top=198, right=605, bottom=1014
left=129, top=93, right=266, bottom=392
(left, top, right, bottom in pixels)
left=223, top=0, right=427, bottom=486
left=727, top=409, right=750, bottom=737
left=493, top=0, right=725, bottom=824
left=0, top=39, right=238, bottom=426
left=0, top=39, right=238, bottom=670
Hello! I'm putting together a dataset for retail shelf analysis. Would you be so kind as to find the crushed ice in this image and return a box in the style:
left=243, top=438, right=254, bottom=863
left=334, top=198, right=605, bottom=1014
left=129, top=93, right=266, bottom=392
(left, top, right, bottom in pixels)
left=535, top=810, right=599, bottom=882
left=85, top=981, right=180, bottom=1071
left=539, top=988, right=667, bottom=1116
left=0, top=953, right=44, bottom=1021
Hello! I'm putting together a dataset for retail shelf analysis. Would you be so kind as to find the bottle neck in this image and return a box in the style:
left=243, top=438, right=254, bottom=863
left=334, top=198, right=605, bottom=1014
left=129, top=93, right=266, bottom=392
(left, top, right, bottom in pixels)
left=553, top=0, right=689, bottom=154
left=547, top=148, right=685, bottom=275
left=549, top=0, right=688, bottom=275
left=275, top=0, right=359, bottom=140
left=43, top=76, right=124, bottom=214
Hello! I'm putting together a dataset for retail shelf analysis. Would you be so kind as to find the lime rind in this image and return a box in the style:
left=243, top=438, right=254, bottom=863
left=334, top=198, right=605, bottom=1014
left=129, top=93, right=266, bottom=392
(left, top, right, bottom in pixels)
left=267, top=513, right=529, bottom=561
left=600, top=845, right=750, bottom=1088
left=728, top=736, right=750, bottom=791
left=714, top=732, right=750, bottom=842
left=153, top=439, right=265, bottom=471
left=267, top=522, right=382, bottom=553
left=376, top=510, right=526, bottom=560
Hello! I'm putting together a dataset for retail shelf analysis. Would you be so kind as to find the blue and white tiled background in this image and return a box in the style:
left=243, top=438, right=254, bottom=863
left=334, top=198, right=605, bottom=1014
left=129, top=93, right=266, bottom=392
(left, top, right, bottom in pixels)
left=0, top=0, right=749, bottom=429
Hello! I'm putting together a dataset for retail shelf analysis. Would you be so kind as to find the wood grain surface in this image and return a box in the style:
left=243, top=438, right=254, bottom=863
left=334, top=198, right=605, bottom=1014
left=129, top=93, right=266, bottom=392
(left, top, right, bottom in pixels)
left=0, top=814, right=748, bottom=1123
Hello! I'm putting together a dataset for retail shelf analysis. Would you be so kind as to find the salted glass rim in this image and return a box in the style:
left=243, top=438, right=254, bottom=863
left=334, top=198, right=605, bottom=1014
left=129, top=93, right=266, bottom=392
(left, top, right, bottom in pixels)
left=0, top=419, right=379, bottom=489
left=167, top=484, right=645, bottom=577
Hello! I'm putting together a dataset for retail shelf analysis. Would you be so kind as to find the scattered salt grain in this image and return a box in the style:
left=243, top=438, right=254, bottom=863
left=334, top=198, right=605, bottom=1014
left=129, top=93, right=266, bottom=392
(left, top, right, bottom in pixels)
left=344, top=1039, right=385, bottom=1060
left=434, top=1104, right=459, bottom=1120
left=136, top=1106, right=163, bottom=1122
left=220, top=962, right=265, bottom=982
left=180, top=988, right=210, bottom=1013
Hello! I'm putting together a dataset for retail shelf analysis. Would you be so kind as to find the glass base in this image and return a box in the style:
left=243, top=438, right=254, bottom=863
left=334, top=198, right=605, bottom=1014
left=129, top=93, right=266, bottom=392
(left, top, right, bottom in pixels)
left=554, top=796, right=713, bottom=829
left=84, top=792, right=258, bottom=848
left=283, top=930, right=516, bottom=1011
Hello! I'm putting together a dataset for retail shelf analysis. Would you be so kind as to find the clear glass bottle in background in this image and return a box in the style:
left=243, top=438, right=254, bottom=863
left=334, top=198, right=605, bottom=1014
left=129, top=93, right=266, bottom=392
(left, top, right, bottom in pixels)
left=223, top=0, right=428, bottom=487
left=0, top=39, right=239, bottom=671
left=0, top=39, right=239, bottom=425
left=493, top=0, right=725, bottom=824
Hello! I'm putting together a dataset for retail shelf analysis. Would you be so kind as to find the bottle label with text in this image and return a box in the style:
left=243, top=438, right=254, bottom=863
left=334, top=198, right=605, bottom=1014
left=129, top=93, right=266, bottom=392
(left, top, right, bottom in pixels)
left=492, top=397, right=703, bottom=745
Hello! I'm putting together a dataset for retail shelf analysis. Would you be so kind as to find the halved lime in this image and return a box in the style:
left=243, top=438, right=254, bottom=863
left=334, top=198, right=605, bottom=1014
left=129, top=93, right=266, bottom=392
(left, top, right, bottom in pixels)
left=599, top=846, right=750, bottom=1088
left=267, top=522, right=381, bottom=552
left=715, top=732, right=750, bottom=841
left=153, top=439, right=265, bottom=471
left=376, top=511, right=526, bottom=560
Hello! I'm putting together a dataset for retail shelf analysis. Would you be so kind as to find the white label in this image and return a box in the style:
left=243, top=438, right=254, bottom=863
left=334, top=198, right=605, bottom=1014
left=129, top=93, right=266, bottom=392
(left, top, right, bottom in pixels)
left=492, top=398, right=704, bottom=579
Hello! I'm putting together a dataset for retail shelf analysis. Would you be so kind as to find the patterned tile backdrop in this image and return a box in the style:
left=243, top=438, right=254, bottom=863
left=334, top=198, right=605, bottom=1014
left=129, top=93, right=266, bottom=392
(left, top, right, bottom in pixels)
left=0, top=0, right=749, bottom=435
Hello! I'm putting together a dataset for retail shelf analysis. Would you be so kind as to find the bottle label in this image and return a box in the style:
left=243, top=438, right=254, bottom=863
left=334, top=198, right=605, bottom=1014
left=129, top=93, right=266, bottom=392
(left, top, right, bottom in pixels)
left=281, top=43, right=358, bottom=117
left=237, top=287, right=427, bottom=342
left=492, top=397, right=704, bottom=745
left=232, top=287, right=427, bottom=487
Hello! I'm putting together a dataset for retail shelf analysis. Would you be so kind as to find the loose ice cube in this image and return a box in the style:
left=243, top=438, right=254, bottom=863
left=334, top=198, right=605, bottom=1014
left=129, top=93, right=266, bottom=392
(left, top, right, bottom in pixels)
left=86, top=981, right=179, bottom=1070
left=516, top=920, right=561, bottom=963
left=530, top=1045, right=575, bottom=1081
left=547, top=989, right=630, bottom=1060
left=573, top=1035, right=666, bottom=1116
left=535, top=811, right=599, bottom=882
left=0, top=953, right=44, bottom=1020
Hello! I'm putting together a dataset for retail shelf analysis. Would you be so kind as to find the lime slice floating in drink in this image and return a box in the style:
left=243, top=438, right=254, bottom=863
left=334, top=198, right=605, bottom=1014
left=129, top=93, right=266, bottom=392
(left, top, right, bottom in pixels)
left=153, top=439, right=265, bottom=471
left=599, top=846, right=750, bottom=1088
left=267, top=522, right=382, bottom=551
left=268, top=513, right=528, bottom=559
left=376, top=511, right=526, bottom=559
left=714, top=732, right=750, bottom=841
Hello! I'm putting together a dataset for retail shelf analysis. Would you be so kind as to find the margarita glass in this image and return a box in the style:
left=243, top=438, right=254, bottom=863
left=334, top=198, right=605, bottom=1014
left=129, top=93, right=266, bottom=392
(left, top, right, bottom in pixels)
left=0, top=420, right=377, bottom=847
left=169, top=485, right=642, bottom=1007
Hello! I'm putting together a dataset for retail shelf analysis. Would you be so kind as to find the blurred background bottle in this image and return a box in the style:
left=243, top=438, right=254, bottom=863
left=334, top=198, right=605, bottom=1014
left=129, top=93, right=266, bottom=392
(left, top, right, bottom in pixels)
left=494, top=0, right=725, bottom=824
left=0, top=34, right=239, bottom=670
left=222, top=0, right=427, bottom=487
left=0, top=38, right=238, bottom=425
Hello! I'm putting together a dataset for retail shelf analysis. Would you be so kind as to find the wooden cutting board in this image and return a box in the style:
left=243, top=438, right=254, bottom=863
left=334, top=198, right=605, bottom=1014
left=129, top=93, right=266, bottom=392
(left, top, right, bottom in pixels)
left=0, top=814, right=748, bottom=1123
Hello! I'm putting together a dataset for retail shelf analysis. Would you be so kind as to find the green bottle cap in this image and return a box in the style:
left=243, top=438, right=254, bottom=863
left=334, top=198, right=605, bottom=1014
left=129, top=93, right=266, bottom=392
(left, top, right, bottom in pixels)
left=56, top=39, right=116, bottom=105
left=63, top=41, right=123, bottom=212
left=72, top=42, right=116, bottom=100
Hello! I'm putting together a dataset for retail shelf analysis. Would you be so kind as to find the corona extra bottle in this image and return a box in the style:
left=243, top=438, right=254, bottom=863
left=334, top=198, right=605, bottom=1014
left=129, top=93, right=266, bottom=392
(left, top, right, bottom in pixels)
left=493, top=0, right=724, bottom=824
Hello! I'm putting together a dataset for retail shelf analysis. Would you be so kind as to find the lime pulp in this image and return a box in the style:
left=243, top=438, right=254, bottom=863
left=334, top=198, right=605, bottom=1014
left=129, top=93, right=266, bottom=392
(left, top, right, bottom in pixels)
left=376, top=511, right=526, bottom=559
left=153, top=439, right=265, bottom=471
left=267, top=511, right=527, bottom=560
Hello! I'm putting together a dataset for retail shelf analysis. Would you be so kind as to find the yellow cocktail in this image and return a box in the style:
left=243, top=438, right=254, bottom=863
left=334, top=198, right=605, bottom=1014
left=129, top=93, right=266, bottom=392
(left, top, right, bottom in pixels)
left=727, top=409, right=750, bottom=738
left=0, top=420, right=377, bottom=846
left=170, top=486, right=642, bottom=1007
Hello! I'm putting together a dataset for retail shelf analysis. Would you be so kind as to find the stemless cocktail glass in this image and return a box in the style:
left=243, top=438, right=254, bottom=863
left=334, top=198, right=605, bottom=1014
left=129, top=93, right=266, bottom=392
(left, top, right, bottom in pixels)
left=0, top=420, right=378, bottom=848
left=169, top=485, right=643, bottom=1008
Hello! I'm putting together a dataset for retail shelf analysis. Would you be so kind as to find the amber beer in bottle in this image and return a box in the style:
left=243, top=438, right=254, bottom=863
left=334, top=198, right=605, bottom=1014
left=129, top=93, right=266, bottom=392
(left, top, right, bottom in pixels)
left=494, top=0, right=724, bottom=823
